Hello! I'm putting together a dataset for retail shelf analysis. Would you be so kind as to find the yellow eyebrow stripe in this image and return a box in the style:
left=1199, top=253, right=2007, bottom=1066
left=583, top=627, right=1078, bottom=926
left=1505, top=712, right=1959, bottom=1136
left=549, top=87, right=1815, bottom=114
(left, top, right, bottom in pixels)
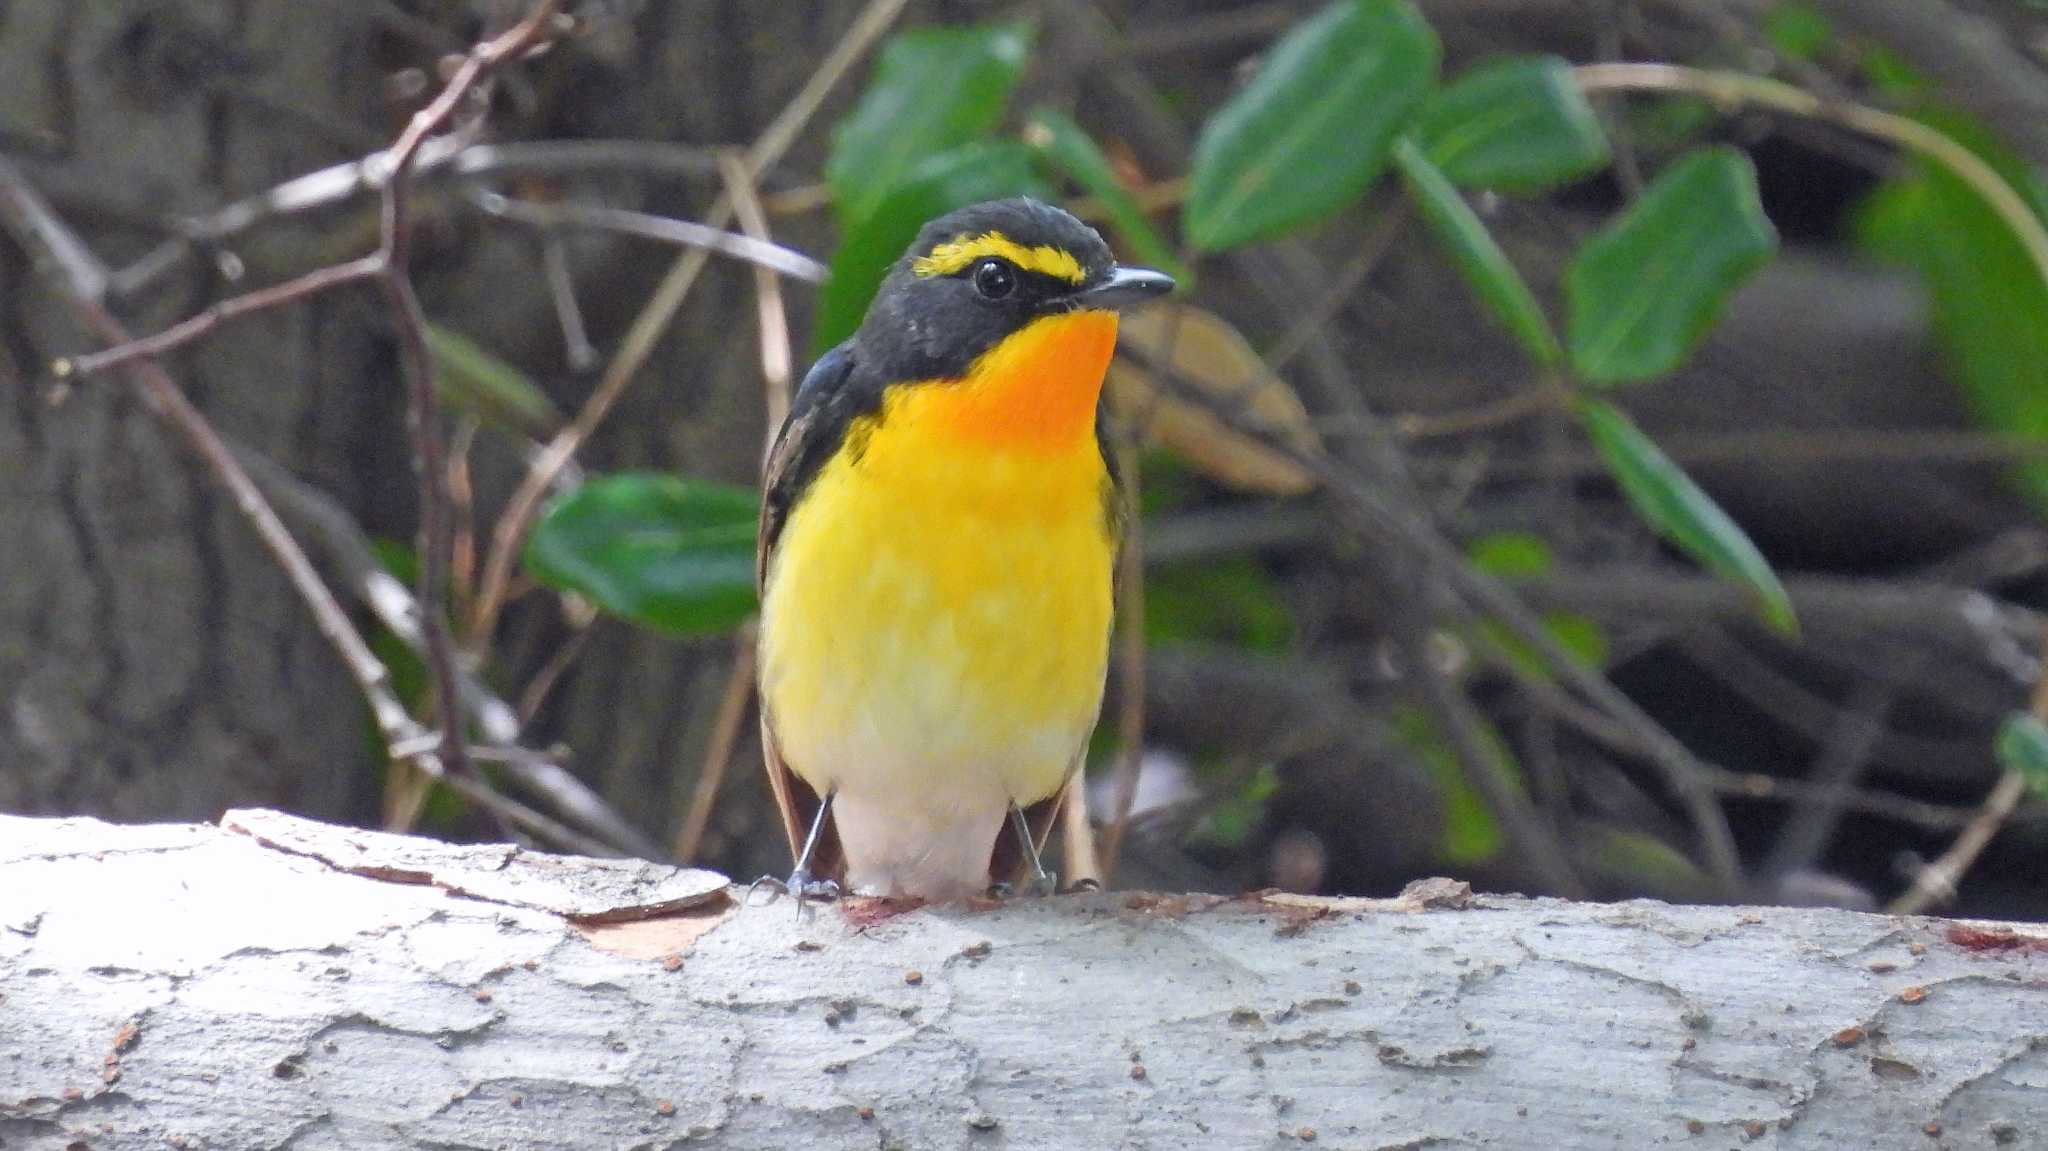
left=912, top=231, right=1086, bottom=284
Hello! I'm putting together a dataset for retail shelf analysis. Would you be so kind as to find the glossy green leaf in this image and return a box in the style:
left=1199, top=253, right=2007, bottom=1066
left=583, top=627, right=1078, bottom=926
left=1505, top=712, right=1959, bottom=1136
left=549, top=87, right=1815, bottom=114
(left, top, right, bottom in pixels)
left=1565, top=147, right=1778, bottom=384
left=526, top=473, right=758, bottom=636
left=1394, top=138, right=1561, bottom=366
left=1392, top=704, right=1513, bottom=865
left=1184, top=0, right=1439, bottom=250
left=1411, top=55, right=1609, bottom=192
left=825, top=21, right=1033, bottom=228
left=1996, top=713, right=2048, bottom=801
left=1856, top=113, right=2048, bottom=510
left=425, top=324, right=562, bottom=438
left=1024, top=107, right=1190, bottom=286
left=1576, top=397, right=1797, bottom=635
left=814, top=142, right=1051, bottom=351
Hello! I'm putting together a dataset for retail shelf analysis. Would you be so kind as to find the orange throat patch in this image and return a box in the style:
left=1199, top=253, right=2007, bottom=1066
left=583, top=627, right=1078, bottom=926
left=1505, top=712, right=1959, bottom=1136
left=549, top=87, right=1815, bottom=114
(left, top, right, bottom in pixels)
left=898, top=309, right=1119, bottom=452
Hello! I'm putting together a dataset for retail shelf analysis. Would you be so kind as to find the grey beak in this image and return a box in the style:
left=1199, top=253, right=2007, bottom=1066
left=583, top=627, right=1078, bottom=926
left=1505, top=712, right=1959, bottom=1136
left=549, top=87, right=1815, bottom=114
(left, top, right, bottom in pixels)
left=1074, top=265, right=1176, bottom=309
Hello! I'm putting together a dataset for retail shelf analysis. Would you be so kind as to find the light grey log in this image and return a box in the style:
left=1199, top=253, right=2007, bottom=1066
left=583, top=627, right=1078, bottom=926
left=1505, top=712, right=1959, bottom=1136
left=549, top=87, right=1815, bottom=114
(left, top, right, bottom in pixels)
left=2, top=811, right=2044, bottom=1151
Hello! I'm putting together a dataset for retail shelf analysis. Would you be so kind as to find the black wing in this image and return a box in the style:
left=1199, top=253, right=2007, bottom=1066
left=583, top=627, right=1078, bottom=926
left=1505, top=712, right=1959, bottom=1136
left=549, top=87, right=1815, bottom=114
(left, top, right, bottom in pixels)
left=755, top=339, right=865, bottom=877
left=756, top=339, right=861, bottom=592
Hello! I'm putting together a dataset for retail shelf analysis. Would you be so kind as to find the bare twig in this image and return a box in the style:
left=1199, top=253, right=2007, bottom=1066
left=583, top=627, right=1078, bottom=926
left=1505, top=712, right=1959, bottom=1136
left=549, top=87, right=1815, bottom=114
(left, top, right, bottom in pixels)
left=57, top=255, right=384, bottom=378
left=469, top=0, right=913, bottom=648
left=1062, top=781, right=1103, bottom=889
left=114, top=138, right=733, bottom=298
left=516, top=601, right=598, bottom=727
left=1759, top=675, right=1902, bottom=881
left=539, top=231, right=599, bottom=371
left=470, top=192, right=828, bottom=282
left=1888, top=620, right=2048, bottom=914
left=718, top=150, right=797, bottom=432
left=375, top=0, right=568, bottom=794
left=676, top=636, right=758, bottom=864
left=1411, top=629, right=1588, bottom=897
left=1098, top=431, right=1149, bottom=879
left=1265, top=200, right=1408, bottom=375
left=227, top=445, right=662, bottom=858
left=1886, top=769, right=2029, bottom=914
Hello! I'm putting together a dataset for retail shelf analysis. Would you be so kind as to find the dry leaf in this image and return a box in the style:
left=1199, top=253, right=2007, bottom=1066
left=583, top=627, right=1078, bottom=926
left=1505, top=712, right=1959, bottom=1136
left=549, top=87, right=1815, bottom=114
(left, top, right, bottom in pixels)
left=1108, top=303, right=1321, bottom=496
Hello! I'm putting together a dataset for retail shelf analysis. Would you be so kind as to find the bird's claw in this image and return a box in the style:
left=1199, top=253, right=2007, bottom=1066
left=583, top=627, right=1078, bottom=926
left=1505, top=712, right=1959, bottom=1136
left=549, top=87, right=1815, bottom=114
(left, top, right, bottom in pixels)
left=746, top=870, right=840, bottom=914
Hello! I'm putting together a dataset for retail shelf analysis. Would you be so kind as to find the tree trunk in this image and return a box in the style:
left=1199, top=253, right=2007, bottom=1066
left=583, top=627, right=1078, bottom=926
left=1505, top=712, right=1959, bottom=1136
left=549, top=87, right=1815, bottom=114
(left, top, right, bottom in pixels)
left=5, top=810, right=2044, bottom=1150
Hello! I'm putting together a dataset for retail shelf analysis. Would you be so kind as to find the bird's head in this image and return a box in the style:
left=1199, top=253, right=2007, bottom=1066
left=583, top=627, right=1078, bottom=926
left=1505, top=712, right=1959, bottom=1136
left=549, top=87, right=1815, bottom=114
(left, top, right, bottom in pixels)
left=855, top=197, right=1175, bottom=383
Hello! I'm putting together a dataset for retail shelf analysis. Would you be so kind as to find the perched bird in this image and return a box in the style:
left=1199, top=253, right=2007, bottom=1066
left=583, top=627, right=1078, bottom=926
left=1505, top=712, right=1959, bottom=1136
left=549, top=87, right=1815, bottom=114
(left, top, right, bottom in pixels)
left=755, top=198, right=1174, bottom=901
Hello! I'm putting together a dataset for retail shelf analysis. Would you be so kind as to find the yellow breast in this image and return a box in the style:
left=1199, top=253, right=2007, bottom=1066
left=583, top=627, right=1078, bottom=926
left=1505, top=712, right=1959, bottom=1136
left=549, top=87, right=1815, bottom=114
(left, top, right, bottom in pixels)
left=758, top=311, right=1120, bottom=811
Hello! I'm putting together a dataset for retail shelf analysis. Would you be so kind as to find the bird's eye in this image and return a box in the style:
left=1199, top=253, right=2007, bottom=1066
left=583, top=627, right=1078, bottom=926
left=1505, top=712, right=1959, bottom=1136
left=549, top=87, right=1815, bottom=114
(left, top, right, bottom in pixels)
left=971, top=258, right=1017, bottom=300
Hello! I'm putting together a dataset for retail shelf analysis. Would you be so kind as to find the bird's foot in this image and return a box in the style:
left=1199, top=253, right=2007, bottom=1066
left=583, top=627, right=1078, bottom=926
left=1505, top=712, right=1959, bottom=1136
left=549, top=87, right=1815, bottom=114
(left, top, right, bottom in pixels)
left=1060, top=877, right=1102, bottom=895
left=987, top=875, right=1059, bottom=899
left=746, top=869, right=840, bottom=912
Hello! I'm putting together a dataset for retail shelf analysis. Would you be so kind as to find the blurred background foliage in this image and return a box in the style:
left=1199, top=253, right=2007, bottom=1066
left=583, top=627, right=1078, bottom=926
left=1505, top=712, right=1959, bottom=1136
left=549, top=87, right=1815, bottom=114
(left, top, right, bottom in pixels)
left=3, top=0, right=2047, bottom=919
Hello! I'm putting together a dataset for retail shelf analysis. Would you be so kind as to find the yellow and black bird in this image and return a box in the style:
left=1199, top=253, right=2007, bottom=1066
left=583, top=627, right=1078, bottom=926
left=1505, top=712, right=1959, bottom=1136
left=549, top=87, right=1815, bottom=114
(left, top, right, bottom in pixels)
left=755, top=198, right=1174, bottom=902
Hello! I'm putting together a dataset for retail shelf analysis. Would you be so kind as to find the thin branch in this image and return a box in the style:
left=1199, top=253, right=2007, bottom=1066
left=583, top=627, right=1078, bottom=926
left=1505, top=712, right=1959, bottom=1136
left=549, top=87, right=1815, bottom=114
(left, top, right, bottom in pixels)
left=676, top=635, right=758, bottom=864
left=58, top=255, right=383, bottom=378
left=468, top=0, right=913, bottom=648
left=1098, top=431, right=1149, bottom=880
left=540, top=230, right=599, bottom=372
left=1886, top=770, right=2029, bottom=914
left=1062, top=780, right=1103, bottom=889
left=377, top=0, right=567, bottom=795
left=1265, top=199, right=1408, bottom=375
left=1890, top=619, right=2048, bottom=913
left=470, top=192, right=828, bottom=282
left=1412, top=630, right=1588, bottom=897
left=1574, top=62, right=2048, bottom=296
left=113, top=138, right=734, bottom=298
left=1759, top=675, right=1902, bottom=880
left=717, top=150, right=797, bottom=432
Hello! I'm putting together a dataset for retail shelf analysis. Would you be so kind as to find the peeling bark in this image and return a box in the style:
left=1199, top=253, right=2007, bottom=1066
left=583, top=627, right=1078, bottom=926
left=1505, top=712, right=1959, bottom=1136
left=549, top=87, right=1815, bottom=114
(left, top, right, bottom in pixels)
left=2, top=811, right=2044, bottom=1150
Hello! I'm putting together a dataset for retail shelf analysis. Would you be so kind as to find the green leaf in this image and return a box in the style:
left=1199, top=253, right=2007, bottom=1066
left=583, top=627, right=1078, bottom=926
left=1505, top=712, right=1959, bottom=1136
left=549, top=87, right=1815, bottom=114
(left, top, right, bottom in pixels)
left=1465, top=530, right=1553, bottom=578
left=825, top=21, right=1033, bottom=228
left=1575, top=397, right=1797, bottom=635
left=525, top=473, right=758, bottom=636
left=1996, top=713, right=2048, bottom=801
left=1476, top=612, right=1609, bottom=681
left=425, top=324, right=562, bottom=439
left=814, top=142, right=1051, bottom=351
left=1761, top=3, right=1833, bottom=63
left=1855, top=113, right=2048, bottom=510
left=1144, top=557, right=1294, bottom=653
left=1411, top=55, right=1609, bottom=192
left=1394, top=138, right=1561, bottom=366
left=1024, top=107, right=1190, bottom=286
left=1565, top=147, right=1778, bottom=384
left=1580, top=826, right=1712, bottom=899
left=1190, top=764, right=1280, bottom=850
left=1391, top=704, right=1512, bottom=865
left=1184, top=0, right=1439, bottom=250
